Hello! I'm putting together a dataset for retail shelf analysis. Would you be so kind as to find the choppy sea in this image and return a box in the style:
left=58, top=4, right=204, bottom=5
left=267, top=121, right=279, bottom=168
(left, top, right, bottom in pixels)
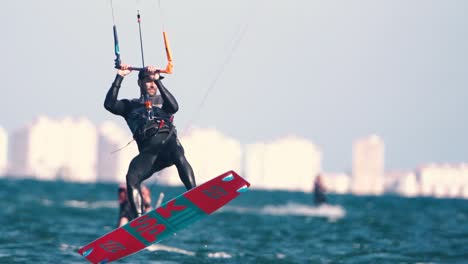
left=0, top=177, right=467, bottom=263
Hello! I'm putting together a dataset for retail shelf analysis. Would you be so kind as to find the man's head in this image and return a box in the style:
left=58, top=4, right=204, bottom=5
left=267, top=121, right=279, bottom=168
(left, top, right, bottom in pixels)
left=138, top=70, right=159, bottom=96
left=315, top=173, right=324, bottom=184
left=118, top=184, right=127, bottom=203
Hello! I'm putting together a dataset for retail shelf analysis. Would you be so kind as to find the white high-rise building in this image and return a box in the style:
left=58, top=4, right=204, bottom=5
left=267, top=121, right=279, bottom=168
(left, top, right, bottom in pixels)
left=9, top=116, right=97, bottom=182
left=385, top=171, right=419, bottom=197
left=245, top=135, right=322, bottom=192
left=351, top=135, right=385, bottom=195
left=321, top=173, right=350, bottom=194
left=418, top=163, right=468, bottom=198
left=10, top=116, right=63, bottom=179
left=158, top=127, right=242, bottom=186
left=244, top=142, right=267, bottom=189
left=0, top=126, right=7, bottom=176
left=461, top=164, right=468, bottom=199
left=60, top=117, right=98, bottom=182
left=97, top=121, right=138, bottom=183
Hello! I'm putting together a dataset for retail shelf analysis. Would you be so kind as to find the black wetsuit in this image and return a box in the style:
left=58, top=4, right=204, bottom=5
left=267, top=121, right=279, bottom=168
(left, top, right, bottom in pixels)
left=118, top=197, right=151, bottom=227
left=105, top=74, right=196, bottom=219
left=118, top=200, right=132, bottom=223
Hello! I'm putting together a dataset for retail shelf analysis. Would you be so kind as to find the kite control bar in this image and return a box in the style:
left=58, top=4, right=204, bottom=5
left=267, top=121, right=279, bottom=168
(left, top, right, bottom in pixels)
left=112, top=13, right=173, bottom=74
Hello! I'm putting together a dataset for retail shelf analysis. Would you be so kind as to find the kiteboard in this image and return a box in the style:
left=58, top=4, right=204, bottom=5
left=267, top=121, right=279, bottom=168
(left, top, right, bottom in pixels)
left=78, top=170, right=250, bottom=263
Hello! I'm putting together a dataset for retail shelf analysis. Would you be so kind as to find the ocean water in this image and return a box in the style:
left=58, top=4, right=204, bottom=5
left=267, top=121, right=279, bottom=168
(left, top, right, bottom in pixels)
left=0, top=177, right=467, bottom=264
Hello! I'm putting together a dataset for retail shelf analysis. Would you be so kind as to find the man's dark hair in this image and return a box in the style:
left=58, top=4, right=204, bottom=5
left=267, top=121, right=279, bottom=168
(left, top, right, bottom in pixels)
left=138, top=70, right=164, bottom=81
left=138, top=70, right=151, bottom=80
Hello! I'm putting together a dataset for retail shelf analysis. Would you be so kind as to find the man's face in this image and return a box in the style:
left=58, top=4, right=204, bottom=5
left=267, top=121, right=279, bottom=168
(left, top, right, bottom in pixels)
left=118, top=190, right=127, bottom=203
left=139, top=75, right=157, bottom=96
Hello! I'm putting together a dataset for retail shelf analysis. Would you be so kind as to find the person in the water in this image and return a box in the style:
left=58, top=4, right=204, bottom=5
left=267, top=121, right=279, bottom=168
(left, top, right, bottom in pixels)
left=117, top=184, right=152, bottom=227
left=105, top=64, right=196, bottom=221
left=313, top=174, right=327, bottom=206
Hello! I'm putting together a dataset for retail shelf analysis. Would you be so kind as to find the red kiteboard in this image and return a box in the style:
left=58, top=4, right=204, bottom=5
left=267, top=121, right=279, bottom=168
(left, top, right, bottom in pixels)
left=78, top=170, right=250, bottom=263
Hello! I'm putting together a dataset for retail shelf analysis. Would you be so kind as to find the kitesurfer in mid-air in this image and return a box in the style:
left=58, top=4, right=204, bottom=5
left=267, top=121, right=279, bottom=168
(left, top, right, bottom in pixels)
left=104, top=64, right=196, bottom=220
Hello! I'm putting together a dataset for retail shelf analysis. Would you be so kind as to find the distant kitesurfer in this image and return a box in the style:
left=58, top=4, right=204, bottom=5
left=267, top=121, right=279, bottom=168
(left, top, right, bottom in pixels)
left=117, top=184, right=152, bottom=227
left=105, top=65, right=196, bottom=220
left=313, top=174, right=327, bottom=206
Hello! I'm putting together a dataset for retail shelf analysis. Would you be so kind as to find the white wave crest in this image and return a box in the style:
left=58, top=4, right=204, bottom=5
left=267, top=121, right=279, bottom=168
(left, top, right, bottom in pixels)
left=40, top=199, right=54, bottom=206
left=146, top=244, right=195, bottom=256
left=261, top=202, right=346, bottom=221
left=207, top=251, right=232, bottom=259
left=223, top=203, right=346, bottom=221
left=63, top=200, right=117, bottom=209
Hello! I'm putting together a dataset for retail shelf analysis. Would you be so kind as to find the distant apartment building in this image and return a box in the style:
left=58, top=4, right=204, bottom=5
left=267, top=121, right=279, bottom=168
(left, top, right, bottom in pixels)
left=244, top=142, right=267, bottom=189
left=385, top=171, right=419, bottom=197
left=0, top=126, right=7, bottom=176
left=417, top=163, right=468, bottom=198
left=9, top=116, right=97, bottom=182
left=244, top=135, right=322, bottom=192
left=321, top=173, right=350, bottom=194
left=351, top=135, right=385, bottom=195
left=158, top=127, right=242, bottom=186
left=461, top=164, right=468, bottom=199
left=97, top=121, right=138, bottom=182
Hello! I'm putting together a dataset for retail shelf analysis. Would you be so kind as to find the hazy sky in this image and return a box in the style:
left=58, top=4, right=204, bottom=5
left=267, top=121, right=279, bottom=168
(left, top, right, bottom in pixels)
left=1, top=0, right=467, bottom=171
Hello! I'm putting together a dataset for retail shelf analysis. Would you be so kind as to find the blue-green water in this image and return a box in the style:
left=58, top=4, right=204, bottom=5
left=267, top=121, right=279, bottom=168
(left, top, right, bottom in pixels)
left=0, top=177, right=467, bottom=264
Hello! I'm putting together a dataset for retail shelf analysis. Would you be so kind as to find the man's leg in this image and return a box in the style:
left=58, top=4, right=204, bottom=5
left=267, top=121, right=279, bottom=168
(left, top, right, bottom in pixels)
left=126, top=152, right=157, bottom=219
left=126, top=132, right=171, bottom=219
left=171, top=138, right=196, bottom=190
left=152, top=158, right=173, bottom=173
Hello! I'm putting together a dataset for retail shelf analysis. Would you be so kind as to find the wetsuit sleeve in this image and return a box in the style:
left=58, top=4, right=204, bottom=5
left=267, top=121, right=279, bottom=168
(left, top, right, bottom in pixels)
left=104, top=74, right=129, bottom=116
left=155, top=79, right=179, bottom=114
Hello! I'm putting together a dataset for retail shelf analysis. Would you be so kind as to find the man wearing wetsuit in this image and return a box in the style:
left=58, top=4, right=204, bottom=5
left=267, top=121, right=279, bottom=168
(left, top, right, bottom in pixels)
left=117, top=184, right=152, bottom=227
left=313, top=174, right=327, bottom=206
left=105, top=65, right=196, bottom=220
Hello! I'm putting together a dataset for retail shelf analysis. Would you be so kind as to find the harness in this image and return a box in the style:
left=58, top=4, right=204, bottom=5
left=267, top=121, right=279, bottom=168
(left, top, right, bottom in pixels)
left=136, top=116, right=174, bottom=142
left=131, top=95, right=176, bottom=143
